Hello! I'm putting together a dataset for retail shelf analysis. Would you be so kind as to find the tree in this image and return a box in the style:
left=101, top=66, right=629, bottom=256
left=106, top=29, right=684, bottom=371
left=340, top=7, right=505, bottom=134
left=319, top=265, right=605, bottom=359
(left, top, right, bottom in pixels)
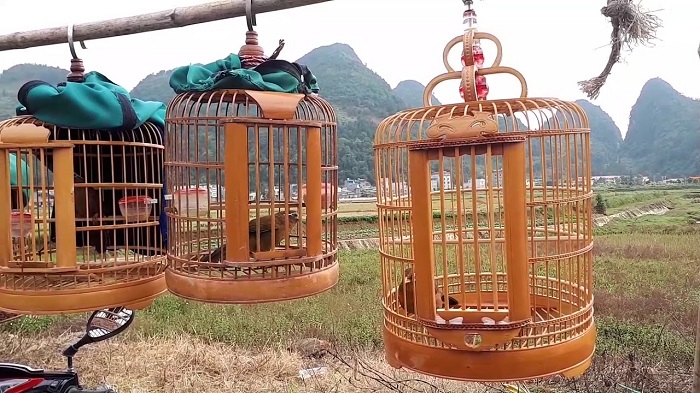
left=594, top=193, right=607, bottom=215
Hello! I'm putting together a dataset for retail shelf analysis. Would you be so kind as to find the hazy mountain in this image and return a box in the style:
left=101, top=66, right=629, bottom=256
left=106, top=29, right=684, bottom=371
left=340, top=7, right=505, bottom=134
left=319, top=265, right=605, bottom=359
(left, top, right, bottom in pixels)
left=575, top=99, right=625, bottom=176
left=619, top=78, right=700, bottom=177
left=0, top=64, right=69, bottom=120
left=2, top=49, right=695, bottom=179
left=393, top=79, right=441, bottom=109
left=129, top=69, right=176, bottom=105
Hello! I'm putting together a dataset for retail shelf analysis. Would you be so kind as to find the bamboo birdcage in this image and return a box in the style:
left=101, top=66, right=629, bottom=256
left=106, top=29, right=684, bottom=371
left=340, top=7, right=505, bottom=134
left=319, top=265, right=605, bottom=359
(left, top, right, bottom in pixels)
left=373, top=26, right=595, bottom=381
left=0, top=117, right=168, bottom=315
left=163, top=31, right=339, bottom=304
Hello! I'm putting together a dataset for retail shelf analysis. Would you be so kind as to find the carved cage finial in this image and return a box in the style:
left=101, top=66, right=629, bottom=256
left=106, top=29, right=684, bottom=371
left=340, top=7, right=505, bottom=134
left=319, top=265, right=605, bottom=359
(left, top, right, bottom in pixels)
left=422, top=4, right=529, bottom=108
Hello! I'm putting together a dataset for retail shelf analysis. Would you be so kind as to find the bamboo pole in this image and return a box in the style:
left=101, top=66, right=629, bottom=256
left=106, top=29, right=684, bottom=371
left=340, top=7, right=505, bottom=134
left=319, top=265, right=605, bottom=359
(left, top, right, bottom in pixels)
left=0, top=0, right=333, bottom=52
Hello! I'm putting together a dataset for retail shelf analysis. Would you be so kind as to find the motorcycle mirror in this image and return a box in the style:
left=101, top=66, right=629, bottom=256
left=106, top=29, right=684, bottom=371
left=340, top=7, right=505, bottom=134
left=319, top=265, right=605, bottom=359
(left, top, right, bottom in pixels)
left=62, top=307, right=135, bottom=360
left=85, top=306, right=135, bottom=341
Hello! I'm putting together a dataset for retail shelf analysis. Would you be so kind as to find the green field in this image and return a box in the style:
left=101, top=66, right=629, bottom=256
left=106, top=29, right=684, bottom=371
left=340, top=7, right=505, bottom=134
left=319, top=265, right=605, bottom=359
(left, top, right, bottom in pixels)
left=1, top=186, right=698, bottom=392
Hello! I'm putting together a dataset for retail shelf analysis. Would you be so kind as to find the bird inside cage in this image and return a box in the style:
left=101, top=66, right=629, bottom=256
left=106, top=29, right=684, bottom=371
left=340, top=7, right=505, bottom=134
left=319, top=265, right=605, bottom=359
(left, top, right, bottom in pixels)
left=39, top=172, right=104, bottom=256
left=41, top=154, right=103, bottom=252
left=41, top=140, right=160, bottom=260
left=200, top=210, right=300, bottom=263
left=397, top=267, right=461, bottom=315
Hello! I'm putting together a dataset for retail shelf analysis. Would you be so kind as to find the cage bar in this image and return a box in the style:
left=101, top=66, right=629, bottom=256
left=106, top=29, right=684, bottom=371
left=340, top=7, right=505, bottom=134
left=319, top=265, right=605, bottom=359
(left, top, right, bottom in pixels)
left=224, top=122, right=251, bottom=262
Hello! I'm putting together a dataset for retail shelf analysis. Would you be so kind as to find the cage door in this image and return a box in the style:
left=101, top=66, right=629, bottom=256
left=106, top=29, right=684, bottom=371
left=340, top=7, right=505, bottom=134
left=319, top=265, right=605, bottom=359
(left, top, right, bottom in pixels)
left=407, top=137, right=531, bottom=350
left=0, top=123, right=78, bottom=272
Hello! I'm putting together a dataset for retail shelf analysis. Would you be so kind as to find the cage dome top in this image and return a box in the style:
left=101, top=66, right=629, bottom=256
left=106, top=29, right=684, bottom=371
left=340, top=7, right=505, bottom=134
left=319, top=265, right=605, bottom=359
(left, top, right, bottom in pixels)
left=375, top=25, right=589, bottom=149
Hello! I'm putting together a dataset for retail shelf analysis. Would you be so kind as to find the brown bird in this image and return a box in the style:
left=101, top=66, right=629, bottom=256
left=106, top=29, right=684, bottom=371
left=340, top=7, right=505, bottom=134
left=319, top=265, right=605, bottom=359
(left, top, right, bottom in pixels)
left=397, top=267, right=461, bottom=315
left=397, top=267, right=416, bottom=314
left=73, top=173, right=101, bottom=226
left=436, top=288, right=461, bottom=309
left=201, top=211, right=299, bottom=263
left=70, top=173, right=104, bottom=254
left=249, top=210, right=300, bottom=253
left=40, top=173, right=102, bottom=254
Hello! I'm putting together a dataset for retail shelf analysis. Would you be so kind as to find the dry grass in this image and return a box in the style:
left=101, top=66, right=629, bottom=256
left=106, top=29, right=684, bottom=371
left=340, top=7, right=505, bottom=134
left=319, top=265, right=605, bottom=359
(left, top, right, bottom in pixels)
left=0, top=331, right=488, bottom=393
left=2, top=186, right=700, bottom=392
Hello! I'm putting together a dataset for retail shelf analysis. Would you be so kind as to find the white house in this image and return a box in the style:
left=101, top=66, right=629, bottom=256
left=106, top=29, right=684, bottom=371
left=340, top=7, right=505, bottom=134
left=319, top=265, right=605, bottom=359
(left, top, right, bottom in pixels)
left=464, top=178, right=486, bottom=190
left=431, top=173, right=452, bottom=191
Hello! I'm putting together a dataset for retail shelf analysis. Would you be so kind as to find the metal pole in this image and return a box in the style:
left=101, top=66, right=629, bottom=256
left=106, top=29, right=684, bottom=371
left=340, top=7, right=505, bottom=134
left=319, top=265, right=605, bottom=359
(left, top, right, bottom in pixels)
left=0, top=0, right=334, bottom=52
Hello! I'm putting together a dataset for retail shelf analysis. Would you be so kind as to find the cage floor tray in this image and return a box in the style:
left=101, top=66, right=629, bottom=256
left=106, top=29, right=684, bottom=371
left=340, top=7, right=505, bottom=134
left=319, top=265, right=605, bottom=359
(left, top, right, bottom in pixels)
left=166, top=259, right=339, bottom=304
left=385, top=303, right=594, bottom=381
left=0, top=265, right=167, bottom=315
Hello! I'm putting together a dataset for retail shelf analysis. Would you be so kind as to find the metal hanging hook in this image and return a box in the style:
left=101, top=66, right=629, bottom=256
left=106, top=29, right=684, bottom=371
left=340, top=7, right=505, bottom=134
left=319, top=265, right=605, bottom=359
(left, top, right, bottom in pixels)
left=246, top=0, right=257, bottom=32
left=67, top=24, right=87, bottom=60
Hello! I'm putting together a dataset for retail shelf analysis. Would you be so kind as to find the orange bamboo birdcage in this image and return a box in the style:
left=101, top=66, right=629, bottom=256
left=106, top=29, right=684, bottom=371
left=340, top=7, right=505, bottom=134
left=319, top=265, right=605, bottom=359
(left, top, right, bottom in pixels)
left=163, top=30, right=339, bottom=303
left=373, top=4, right=595, bottom=382
left=0, top=117, right=168, bottom=315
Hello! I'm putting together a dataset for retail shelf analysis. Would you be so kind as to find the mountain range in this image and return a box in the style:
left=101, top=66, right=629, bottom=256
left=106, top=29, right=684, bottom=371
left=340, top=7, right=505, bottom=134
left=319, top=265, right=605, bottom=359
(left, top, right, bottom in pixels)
left=1, top=43, right=698, bottom=180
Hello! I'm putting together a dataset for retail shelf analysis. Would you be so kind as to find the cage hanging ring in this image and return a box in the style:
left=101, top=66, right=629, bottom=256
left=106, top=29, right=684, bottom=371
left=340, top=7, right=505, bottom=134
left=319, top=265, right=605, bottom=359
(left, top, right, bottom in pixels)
left=422, top=66, right=528, bottom=106
left=246, top=0, right=257, bottom=31
left=477, top=66, right=528, bottom=98
left=67, top=24, right=88, bottom=60
left=442, top=32, right=503, bottom=73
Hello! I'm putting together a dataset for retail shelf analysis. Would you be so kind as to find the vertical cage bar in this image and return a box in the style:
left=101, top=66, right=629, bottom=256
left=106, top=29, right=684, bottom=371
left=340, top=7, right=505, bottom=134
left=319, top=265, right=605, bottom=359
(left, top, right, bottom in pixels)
left=225, top=122, right=250, bottom=261
left=283, top=127, right=291, bottom=249
left=268, top=125, right=276, bottom=247
left=407, top=148, right=436, bottom=321
left=53, top=146, right=77, bottom=269
left=305, top=126, right=322, bottom=256
left=0, top=149, right=12, bottom=266
left=502, top=140, right=530, bottom=321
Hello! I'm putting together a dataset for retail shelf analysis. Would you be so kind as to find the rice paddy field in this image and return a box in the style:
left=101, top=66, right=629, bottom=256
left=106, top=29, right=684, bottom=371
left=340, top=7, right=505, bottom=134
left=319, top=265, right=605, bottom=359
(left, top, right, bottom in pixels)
left=1, top=185, right=699, bottom=392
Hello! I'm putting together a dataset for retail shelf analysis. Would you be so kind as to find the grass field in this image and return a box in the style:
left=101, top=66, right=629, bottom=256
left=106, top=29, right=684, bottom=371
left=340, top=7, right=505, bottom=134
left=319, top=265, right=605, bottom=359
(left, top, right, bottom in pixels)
left=1, top=186, right=698, bottom=392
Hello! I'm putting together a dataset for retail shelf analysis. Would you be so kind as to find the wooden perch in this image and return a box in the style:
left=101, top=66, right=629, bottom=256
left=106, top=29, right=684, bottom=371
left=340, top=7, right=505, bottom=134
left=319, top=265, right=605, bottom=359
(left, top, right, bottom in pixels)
left=0, top=0, right=333, bottom=52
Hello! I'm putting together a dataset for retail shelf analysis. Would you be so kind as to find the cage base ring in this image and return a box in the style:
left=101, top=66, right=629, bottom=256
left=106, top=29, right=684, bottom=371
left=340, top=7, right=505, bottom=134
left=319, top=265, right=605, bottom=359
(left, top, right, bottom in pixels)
left=382, top=323, right=595, bottom=382
left=0, top=275, right=167, bottom=315
left=165, top=261, right=339, bottom=304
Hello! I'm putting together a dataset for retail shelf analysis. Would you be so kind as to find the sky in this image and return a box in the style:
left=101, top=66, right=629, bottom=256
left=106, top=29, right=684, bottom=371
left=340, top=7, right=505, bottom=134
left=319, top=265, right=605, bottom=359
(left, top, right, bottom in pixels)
left=0, top=0, right=698, bottom=137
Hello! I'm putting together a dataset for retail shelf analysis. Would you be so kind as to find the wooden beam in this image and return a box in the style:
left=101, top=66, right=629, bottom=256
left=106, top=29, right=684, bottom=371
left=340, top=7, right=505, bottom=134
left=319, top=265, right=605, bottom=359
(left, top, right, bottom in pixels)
left=0, top=0, right=333, bottom=52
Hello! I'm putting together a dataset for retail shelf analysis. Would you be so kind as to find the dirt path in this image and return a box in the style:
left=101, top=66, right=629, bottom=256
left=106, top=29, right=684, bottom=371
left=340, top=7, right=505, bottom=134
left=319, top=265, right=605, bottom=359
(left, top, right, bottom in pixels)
left=592, top=201, right=670, bottom=227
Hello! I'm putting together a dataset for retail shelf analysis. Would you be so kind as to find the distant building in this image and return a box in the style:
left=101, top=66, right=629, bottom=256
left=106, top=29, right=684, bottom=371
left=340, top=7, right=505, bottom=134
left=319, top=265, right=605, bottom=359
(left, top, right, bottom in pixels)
left=464, top=178, right=486, bottom=190
left=431, top=172, right=452, bottom=191
left=343, top=178, right=359, bottom=192
left=592, top=175, right=621, bottom=185
left=378, top=178, right=408, bottom=196
left=492, top=169, right=503, bottom=186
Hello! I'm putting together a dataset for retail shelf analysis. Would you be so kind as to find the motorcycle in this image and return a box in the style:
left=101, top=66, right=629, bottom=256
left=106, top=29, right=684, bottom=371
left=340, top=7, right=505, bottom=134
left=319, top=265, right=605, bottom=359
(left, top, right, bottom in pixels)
left=0, top=307, right=135, bottom=393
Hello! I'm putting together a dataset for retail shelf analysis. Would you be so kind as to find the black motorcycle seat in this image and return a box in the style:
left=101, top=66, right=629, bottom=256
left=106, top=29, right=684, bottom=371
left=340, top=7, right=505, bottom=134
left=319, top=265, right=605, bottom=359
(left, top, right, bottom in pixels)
left=0, top=363, right=73, bottom=379
left=0, top=363, right=46, bottom=377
